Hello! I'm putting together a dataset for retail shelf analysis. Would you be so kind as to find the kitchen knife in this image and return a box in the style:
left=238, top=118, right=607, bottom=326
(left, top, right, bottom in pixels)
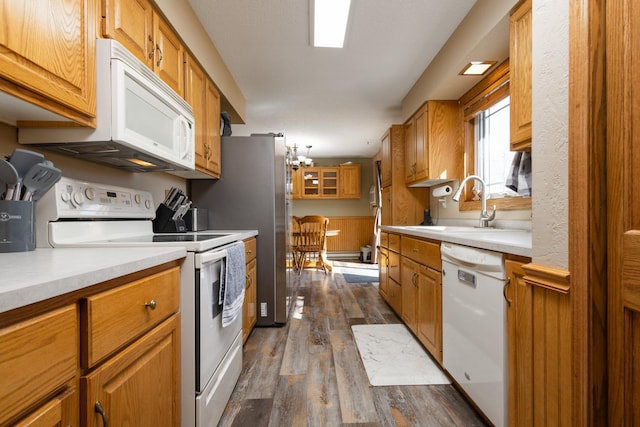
left=172, top=201, right=192, bottom=221
left=169, top=194, right=185, bottom=211
left=164, top=187, right=178, bottom=205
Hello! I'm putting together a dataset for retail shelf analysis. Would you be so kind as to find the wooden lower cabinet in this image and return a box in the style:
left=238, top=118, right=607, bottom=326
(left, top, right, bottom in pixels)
left=505, top=259, right=526, bottom=427
left=379, top=232, right=403, bottom=315
left=82, top=314, right=180, bottom=427
left=379, top=246, right=389, bottom=299
left=417, top=265, right=442, bottom=362
left=243, top=258, right=257, bottom=343
left=0, top=262, right=182, bottom=426
left=14, top=385, right=78, bottom=427
left=0, top=305, right=78, bottom=426
left=398, top=235, right=443, bottom=364
left=242, top=237, right=257, bottom=343
left=401, top=257, right=419, bottom=331
left=387, top=278, right=402, bottom=315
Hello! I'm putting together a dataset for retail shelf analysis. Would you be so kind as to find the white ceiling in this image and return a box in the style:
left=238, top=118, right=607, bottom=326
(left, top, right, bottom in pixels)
left=188, top=0, right=483, bottom=159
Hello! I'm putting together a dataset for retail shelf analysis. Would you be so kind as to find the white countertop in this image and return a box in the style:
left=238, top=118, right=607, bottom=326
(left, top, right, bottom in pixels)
left=381, top=225, right=532, bottom=258
left=0, top=247, right=187, bottom=314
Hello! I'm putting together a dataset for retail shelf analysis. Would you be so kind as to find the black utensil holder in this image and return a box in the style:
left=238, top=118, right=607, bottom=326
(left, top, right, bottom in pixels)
left=0, top=200, right=35, bottom=252
left=152, top=203, right=186, bottom=233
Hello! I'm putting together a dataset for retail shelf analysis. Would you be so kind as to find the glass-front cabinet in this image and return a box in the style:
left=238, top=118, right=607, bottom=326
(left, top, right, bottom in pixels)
left=302, top=167, right=339, bottom=198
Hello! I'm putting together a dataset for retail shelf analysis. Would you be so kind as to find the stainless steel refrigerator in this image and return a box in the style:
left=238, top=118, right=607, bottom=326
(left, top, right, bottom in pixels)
left=190, top=134, right=294, bottom=326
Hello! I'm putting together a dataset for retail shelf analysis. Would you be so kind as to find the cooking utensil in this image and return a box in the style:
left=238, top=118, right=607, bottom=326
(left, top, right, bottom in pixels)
left=0, top=159, right=20, bottom=200
left=8, top=149, right=45, bottom=200
left=20, top=163, right=62, bottom=201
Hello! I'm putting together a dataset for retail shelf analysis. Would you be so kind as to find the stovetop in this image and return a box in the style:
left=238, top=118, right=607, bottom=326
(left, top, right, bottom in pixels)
left=109, top=233, right=234, bottom=243
left=35, top=177, right=248, bottom=252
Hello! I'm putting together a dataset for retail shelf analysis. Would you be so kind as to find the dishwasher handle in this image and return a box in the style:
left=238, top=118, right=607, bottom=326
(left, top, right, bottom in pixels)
left=457, top=269, right=477, bottom=287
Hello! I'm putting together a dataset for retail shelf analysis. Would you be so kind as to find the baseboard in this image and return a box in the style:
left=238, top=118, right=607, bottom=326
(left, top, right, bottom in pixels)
left=327, top=252, right=360, bottom=260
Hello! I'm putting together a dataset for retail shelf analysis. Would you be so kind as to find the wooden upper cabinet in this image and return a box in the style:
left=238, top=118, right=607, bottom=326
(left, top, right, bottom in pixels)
left=380, top=130, right=392, bottom=188
left=380, top=124, right=430, bottom=225
left=185, top=54, right=221, bottom=178
left=185, top=54, right=207, bottom=171
left=205, top=79, right=221, bottom=176
left=0, top=0, right=97, bottom=126
left=509, top=0, right=532, bottom=151
left=293, top=166, right=358, bottom=199
left=404, top=118, right=416, bottom=182
left=290, top=167, right=302, bottom=199
left=102, top=0, right=154, bottom=68
left=153, top=16, right=184, bottom=97
left=405, top=101, right=461, bottom=185
left=102, top=0, right=184, bottom=97
left=339, top=164, right=361, bottom=199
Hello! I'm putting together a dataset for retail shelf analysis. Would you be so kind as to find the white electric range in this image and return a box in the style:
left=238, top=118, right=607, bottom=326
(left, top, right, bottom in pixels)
left=36, top=177, right=257, bottom=427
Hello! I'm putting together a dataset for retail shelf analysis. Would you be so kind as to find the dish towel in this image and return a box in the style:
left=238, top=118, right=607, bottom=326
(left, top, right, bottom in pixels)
left=505, top=152, right=532, bottom=196
left=220, top=241, right=246, bottom=327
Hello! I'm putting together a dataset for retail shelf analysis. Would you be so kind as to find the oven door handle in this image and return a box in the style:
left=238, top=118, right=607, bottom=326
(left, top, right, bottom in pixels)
left=196, top=250, right=226, bottom=268
left=195, top=242, right=238, bottom=268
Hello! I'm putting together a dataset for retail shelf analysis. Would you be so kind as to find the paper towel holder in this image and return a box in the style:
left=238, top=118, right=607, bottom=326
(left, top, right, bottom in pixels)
left=432, top=185, right=453, bottom=208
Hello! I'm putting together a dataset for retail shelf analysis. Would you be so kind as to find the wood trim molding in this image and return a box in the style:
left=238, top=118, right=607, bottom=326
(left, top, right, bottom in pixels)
left=569, top=0, right=608, bottom=424
left=522, top=263, right=571, bottom=294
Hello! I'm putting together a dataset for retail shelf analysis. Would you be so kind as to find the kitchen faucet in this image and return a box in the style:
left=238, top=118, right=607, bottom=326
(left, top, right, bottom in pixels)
left=452, top=175, right=496, bottom=228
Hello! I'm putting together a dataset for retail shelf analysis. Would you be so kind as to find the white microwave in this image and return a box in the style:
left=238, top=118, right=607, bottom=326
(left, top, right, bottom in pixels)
left=19, top=39, right=195, bottom=172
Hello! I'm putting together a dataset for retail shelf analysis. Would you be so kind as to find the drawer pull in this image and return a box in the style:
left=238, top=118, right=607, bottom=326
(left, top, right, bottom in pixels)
left=95, top=401, right=109, bottom=427
left=144, top=299, right=157, bottom=310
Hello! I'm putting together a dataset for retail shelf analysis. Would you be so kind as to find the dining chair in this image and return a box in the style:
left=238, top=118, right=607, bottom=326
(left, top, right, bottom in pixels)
left=292, top=215, right=329, bottom=274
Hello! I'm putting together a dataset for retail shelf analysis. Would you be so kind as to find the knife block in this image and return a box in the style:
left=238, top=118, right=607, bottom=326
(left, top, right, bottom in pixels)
left=152, top=203, right=186, bottom=233
left=0, top=200, right=35, bottom=252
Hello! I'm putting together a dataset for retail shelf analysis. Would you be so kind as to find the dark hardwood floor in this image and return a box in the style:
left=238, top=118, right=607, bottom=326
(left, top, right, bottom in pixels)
left=219, top=265, right=487, bottom=427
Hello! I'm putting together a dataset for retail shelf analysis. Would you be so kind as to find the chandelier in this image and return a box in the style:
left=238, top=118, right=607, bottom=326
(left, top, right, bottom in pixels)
left=287, top=144, right=314, bottom=171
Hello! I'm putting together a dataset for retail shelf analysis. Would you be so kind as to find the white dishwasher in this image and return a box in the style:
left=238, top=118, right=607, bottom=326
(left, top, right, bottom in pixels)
left=441, top=242, right=506, bottom=427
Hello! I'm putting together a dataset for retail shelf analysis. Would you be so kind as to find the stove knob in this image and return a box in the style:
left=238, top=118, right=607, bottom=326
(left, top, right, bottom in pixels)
left=134, top=194, right=142, bottom=204
left=145, top=199, right=152, bottom=210
left=71, top=191, right=85, bottom=207
left=61, top=192, right=71, bottom=204
left=85, top=188, right=95, bottom=200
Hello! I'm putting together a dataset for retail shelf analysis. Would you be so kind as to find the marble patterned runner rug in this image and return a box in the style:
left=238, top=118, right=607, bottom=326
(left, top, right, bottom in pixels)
left=351, top=323, right=451, bottom=386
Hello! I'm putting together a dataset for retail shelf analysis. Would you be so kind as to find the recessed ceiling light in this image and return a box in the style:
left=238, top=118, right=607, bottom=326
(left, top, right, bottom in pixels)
left=312, top=0, right=351, bottom=48
left=459, top=61, right=497, bottom=76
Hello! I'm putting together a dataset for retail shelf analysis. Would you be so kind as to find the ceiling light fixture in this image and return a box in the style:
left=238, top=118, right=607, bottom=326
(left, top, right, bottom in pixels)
left=312, top=0, right=351, bottom=48
left=459, top=61, right=497, bottom=76
left=287, top=144, right=314, bottom=171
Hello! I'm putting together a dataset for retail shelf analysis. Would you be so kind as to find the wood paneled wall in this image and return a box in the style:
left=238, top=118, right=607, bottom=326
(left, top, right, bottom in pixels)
left=516, top=263, right=572, bottom=426
left=324, top=216, right=375, bottom=253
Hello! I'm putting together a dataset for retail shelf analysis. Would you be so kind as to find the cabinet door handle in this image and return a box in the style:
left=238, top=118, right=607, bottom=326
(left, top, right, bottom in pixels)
left=503, top=278, right=512, bottom=307
left=155, top=43, right=163, bottom=67
left=144, top=299, right=157, bottom=310
left=412, top=272, right=418, bottom=287
left=95, top=401, right=109, bottom=427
